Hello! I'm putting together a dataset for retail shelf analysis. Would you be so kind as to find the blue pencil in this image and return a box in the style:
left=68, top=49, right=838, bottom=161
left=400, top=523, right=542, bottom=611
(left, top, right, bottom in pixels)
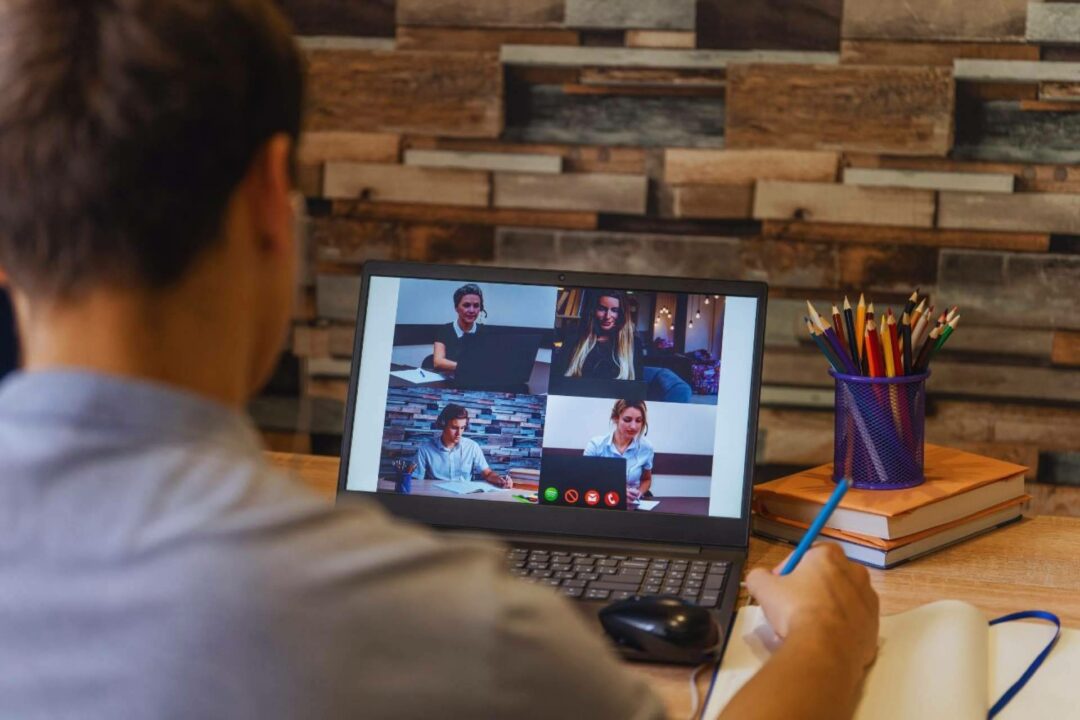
left=779, top=477, right=851, bottom=576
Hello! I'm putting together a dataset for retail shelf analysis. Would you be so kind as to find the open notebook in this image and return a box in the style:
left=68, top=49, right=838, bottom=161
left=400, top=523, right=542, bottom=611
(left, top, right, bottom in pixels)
left=704, top=600, right=1075, bottom=720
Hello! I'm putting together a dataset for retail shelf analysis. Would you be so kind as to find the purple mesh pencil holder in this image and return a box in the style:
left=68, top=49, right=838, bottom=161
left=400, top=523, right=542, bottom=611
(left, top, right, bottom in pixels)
left=830, top=370, right=929, bottom=490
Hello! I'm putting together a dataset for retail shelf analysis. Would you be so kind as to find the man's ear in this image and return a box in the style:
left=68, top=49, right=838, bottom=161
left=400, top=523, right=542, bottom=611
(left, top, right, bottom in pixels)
left=244, top=133, right=294, bottom=255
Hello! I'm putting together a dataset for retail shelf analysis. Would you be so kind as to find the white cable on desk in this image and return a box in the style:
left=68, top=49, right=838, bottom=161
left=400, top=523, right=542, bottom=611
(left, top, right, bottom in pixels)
left=687, top=660, right=713, bottom=720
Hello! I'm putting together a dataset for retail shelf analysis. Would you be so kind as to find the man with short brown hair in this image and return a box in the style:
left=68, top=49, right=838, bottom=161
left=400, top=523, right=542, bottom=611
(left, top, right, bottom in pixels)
left=0, top=1, right=877, bottom=718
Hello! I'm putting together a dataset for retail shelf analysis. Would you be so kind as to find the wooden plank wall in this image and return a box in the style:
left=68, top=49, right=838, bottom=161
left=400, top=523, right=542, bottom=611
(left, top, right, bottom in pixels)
left=267, top=0, right=1080, bottom=498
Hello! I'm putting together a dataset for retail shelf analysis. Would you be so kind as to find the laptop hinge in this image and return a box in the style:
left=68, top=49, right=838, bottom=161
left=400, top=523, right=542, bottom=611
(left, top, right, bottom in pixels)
left=445, top=529, right=704, bottom=555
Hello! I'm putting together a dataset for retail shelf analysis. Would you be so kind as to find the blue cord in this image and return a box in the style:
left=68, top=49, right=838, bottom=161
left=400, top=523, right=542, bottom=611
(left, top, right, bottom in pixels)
left=987, top=610, right=1061, bottom=719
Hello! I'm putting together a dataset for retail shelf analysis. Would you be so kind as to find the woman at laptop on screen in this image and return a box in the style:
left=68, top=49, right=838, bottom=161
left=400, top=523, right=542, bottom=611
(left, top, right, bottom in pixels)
left=584, top=399, right=654, bottom=507
left=430, top=283, right=487, bottom=373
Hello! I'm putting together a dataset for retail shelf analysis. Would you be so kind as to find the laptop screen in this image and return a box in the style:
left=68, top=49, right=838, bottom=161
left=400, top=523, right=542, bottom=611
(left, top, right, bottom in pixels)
left=344, top=273, right=759, bottom=520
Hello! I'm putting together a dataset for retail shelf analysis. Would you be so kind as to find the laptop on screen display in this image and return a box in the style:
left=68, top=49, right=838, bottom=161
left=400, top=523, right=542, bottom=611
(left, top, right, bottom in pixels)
left=336, top=262, right=767, bottom=661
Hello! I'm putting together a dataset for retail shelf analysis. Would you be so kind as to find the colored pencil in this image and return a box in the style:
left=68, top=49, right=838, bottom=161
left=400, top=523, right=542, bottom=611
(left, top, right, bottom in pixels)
left=913, top=325, right=940, bottom=371
left=806, top=318, right=844, bottom=372
left=935, top=316, right=959, bottom=352
left=832, top=304, right=848, bottom=359
left=946, top=305, right=959, bottom=323
left=865, top=320, right=884, bottom=378
left=911, top=305, right=932, bottom=351
left=779, top=478, right=850, bottom=576
left=910, top=298, right=927, bottom=330
left=843, top=297, right=860, bottom=371
left=887, top=312, right=903, bottom=378
left=806, top=300, right=825, bottom=332
left=903, top=289, right=919, bottom=319
left=821, top=320, right=860, bottom=375
left=855, top=293, right=867, bottom=361
left=901, top=311, right=913, bottom=376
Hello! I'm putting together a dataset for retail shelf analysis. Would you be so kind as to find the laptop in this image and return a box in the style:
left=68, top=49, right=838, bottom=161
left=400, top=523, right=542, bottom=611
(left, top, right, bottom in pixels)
left=338, top=262, right=767, bottom=663
left=540, top=455, right=628, bottom=511
left=454, top=332, right=541, bottom=391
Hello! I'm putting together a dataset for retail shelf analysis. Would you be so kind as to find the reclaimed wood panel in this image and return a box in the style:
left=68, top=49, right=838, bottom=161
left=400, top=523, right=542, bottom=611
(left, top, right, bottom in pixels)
left=329, top=199, right=598, bottom=230
left=313, top=218, right=496, bottom=266
left=840, top=40, right=1040, bottom=66
left=753, top=181, right=936, bottom=228
left=503, top=85, right=726, bottom=148
left=316, top=274, right=361, bottom=321
left=297, top=37, right=396, bottom=51
left=1026, top=3, right=1080, bottom=45
left=298, top=132, right=400, bottom=165
left=726, top=64, right=954, bottom=156
left=954, top=59, right=1080, bottom=84
left=277, top=0, right=394, bottom=37
left=626, top=31, right=696, bottom=49
left=938, top=191, right=1080, bottom=234
left=404, top=149, right=561, bottom=174
left=664, top=149, right=840, bottom=185
left=395, top=27, right=579, bottom=51
left=937, top=249, right=1080, bottom=330
left=762, top=220, right=1050, bottom=252
left=294, top=324, right=357, bottom=358
left=764, top=220, right=1049, bottom=253
left=322, top=163, right=490, bottom=206
left=659, top=185, right=755, bottom=219
left=404, top=137, right=648, bottom=174
left=837, top=244, right=939, bottom=291
left=1053, top=332, right=1080, bottom=366
left=578, top=67, right=725, bottom=87
left=842, top=153, right=1080, bottom=194
left=843, top=167, right=1014, bottom=193
left=564, top=0, right=695, bottom=31
left=841, top=0, right=1031, bottom=42
left=1040, top=82, right=1080, bottom=101
left=494, top=173, right=647, bottom=214
left=946, top=325, right=1056, bottom=360
left=953, top=100, right=1080, bottom=164
left=697, top=0, right=842, bottom=52
left=305, top=48, right=502, bottom=138
left=396, top=0, right=564, bottom=28
left=500, top=45, right=839, bottom=68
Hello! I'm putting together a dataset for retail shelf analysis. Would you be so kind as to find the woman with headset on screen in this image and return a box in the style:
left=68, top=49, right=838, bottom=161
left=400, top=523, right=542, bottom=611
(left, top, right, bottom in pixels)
left=560, top=290, right=644, bottom=381
left=430, top=283, right=487, bottom=373
left=584, top=399, right=654, bottom=507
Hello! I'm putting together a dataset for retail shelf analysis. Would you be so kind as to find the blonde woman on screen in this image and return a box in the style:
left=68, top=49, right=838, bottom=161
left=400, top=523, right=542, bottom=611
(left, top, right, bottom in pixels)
left=563, top=290, right=644, bottom=381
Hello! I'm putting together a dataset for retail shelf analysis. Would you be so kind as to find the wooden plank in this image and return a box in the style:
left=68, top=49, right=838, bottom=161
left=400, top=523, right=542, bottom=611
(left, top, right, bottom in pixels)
left=1040, top=82, right=1080, bottom=101
left=837, top=244, right=939, bottom=291
left=322, top=163, right=490, bottom=207
left=659, top=185, right=755, bottom=219
left=312, top=217, right=495, bottom=264
left=753, top=181, right=936, bottom=228
left=953, top=100, right=1080, bottom=164
left=761, top=220, right=1050, bottom=252
left=499, top=45, right=839, bottom=68
left=1027, top=483, right=1080, bottom=517
left=697, top=0, right=841, bottom=52
left=1053, top=332, right=1080, bottom=366
left=329, top=200, right=598, bottom=230
left=626, top=31, right=696, bottom=49
left=297, top=37, right=396, bottom=51
left=395, top=27, right=578, bottom=51
left=578, top=67, right=725, bottom=87
left=842, top=153, right=1080, bottom=194
left=726, top=64, right=954, bottom=156
left=305, top=49, right=501, bottom=138
left=938, top=191, right=1080, bottom=234
left=937, top=248, right=1080, bottom=330
left=954, top=59, right=1080, bottom=84
left=277, top=0, right=394, bottom=37
left=298, top=132, right=400, bottom=165
left=403, top=148, right=561, bottom=174
left=664, top=149, right=839, bottom=185
left=840, top=40, right=1040, bottom=66
left=843, top=167, right=1014, bottom=193
left=842, top=0, right=1031, bottom=42
left=1026, top=3, right=1080, bottom=45
left=560, top=83, right=723, bottom=98
left=404, top=137, right=648, bottom=174
left=1018, top=99, right=1080, bottom=111
left=503, top=85, right=726, bottom=148
left=564, top=0, right=695, bottom=31
left=945, top=325, right=1055, bottom=359
left=316, top=274, right=361, bottom=321
left=396, top=0, right=564, bottom=28
left=293, top=324, right=357, bottom=359
left=494, top=173, right=647, bottom=214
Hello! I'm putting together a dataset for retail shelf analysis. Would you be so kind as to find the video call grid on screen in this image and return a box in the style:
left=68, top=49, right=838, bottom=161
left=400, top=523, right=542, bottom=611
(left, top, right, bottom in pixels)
left=347, top=276, right=758, bottom=519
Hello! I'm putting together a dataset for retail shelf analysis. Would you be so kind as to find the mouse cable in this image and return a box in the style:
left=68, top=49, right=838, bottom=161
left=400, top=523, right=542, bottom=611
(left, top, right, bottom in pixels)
left=686, top=660, right=713, bottom=720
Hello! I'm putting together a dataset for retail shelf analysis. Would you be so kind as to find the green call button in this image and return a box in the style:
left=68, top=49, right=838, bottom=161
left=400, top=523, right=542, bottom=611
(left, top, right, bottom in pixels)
left=543, top=486, right=558, bottom=503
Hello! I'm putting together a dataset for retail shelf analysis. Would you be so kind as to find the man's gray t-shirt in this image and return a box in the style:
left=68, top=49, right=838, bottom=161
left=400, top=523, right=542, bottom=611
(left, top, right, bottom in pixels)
left=0, top=371, right=664, bottom=719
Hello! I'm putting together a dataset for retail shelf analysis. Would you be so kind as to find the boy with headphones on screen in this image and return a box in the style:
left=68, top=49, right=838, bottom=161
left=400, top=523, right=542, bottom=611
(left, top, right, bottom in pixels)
left=412, top=403, right=512, bottom=487
left=0, top=1, right=877, bottom=718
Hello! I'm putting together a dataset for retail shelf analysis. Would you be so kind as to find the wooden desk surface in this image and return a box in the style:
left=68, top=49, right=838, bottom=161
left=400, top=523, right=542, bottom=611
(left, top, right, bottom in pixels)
left=267, top=452, right=1080, bottom=720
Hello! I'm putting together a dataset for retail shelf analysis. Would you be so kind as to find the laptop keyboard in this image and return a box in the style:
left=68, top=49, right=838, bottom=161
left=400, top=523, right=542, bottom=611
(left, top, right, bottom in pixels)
left=505, top=547, right=730, bottom=607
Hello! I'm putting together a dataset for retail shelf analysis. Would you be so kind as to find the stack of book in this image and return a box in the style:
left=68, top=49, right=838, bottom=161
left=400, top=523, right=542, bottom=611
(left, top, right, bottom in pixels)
left=753, top=445, right=1028, bottom=569
left=508, top=467, right=540, bottom=490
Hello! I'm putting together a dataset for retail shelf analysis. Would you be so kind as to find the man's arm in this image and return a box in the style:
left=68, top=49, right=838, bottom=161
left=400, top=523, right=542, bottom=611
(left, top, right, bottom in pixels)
left=719, top=544, right=879, bottom=720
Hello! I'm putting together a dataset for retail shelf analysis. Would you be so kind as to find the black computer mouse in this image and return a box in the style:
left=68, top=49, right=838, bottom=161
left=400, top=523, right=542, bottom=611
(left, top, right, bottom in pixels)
left=599, top=595, right=721, bottom=664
